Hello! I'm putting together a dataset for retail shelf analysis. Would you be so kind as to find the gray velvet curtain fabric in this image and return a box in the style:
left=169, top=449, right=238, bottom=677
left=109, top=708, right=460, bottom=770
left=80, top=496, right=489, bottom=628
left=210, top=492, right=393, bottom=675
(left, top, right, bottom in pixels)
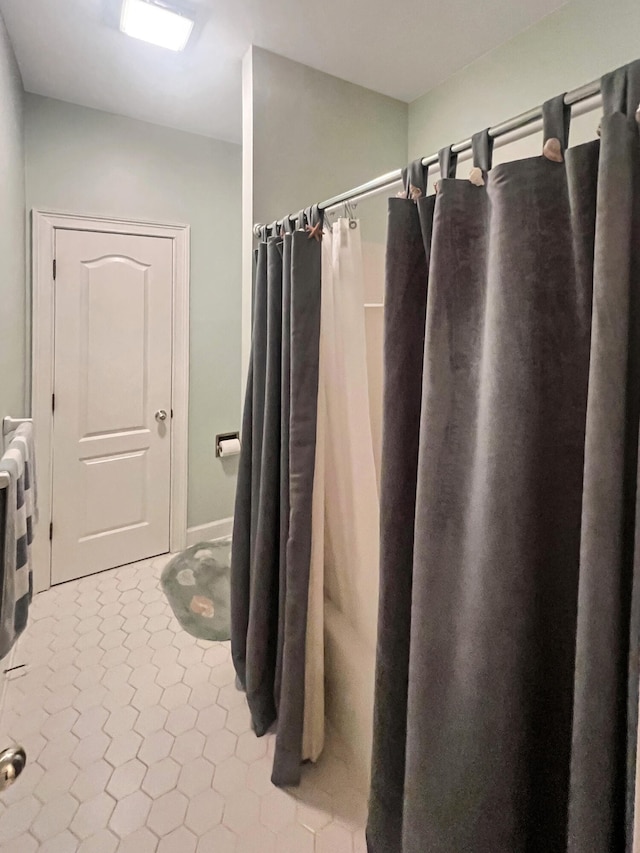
left=231, top=207, right=322, bottom=787
left=368, top=59, right=640, bottom=853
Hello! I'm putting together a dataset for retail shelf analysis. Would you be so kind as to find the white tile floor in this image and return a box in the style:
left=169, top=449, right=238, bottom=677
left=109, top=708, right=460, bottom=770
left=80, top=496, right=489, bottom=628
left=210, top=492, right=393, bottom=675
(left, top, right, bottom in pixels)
left=0, top=553, right=368, bottom=852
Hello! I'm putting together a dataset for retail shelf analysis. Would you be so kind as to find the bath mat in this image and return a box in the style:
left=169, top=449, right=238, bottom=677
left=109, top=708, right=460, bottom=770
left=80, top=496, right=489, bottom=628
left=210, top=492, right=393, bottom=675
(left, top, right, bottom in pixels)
left=161, top=538, right=231, bottom=641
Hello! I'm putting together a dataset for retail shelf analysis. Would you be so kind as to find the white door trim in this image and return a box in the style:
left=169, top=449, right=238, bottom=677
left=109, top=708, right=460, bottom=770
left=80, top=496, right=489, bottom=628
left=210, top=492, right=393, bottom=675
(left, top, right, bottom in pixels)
left=31, top=209, right=190, bottom=592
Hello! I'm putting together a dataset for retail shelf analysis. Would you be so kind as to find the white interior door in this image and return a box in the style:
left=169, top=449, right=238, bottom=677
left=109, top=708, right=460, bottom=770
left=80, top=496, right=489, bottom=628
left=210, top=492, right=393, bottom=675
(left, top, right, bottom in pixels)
left=51, top=228, right=173, bottom=584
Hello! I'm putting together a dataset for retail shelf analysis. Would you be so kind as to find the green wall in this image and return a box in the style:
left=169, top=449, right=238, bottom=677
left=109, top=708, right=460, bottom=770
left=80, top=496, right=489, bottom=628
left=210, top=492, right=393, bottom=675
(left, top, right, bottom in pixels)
left=24, top=95, right=242, bottom=529
left=249, top=47, right=408, bottom=228
left=0, top=13, right=25, bottom=420
left=408, top=0, right=640, bottom=160
left=242, top=47, right=408, bottom=376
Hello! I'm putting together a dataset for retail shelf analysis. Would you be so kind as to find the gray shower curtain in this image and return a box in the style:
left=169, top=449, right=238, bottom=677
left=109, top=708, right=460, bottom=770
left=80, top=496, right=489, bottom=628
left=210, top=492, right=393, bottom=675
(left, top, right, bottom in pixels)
left=231, top=206, right=322, bottom=787
left=368, top=59, right=640, bottom=853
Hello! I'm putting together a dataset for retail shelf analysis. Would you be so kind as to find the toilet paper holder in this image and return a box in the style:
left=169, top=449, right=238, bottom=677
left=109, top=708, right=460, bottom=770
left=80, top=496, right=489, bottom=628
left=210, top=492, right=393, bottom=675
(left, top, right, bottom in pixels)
left=216, top=431, right=240, bottom=458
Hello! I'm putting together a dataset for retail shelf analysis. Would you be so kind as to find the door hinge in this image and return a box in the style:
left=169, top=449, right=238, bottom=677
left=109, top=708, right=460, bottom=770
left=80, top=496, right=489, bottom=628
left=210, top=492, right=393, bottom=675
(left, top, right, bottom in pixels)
left=52, top=259, right=56, bottom=280
left=171, top=409, right=174, bottom=418
left=51, top=393, right=55, bottom=414
left=49, top=522, right=53, bottom=541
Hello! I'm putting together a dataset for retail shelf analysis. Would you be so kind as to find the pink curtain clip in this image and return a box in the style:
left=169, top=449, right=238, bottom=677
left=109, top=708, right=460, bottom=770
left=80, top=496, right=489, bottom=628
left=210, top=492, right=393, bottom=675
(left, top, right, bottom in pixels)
left=543, top=137, right=564, bottom=163
left=468, top=167, right=485, bottom=187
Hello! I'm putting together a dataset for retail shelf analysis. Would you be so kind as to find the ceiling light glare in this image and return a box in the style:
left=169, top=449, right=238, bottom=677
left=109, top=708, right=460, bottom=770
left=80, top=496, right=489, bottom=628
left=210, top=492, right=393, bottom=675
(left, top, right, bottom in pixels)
left=120, top=0, right=195, bottom=51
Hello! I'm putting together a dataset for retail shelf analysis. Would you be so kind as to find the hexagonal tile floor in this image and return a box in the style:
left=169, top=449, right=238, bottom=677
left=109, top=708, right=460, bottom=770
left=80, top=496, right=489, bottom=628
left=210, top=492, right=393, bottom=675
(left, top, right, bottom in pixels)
left=0, top=553, right=367, bottom=851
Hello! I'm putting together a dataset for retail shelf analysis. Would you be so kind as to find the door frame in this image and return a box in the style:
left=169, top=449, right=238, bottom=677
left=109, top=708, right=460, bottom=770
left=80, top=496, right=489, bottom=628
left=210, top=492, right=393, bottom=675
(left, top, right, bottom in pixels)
left=31, top=209, right=190, bottom=592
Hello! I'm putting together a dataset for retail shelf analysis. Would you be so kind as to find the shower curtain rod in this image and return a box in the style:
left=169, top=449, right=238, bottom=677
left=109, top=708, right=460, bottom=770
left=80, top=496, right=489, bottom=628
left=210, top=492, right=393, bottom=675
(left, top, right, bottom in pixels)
left=253, top=76, right=602, bottom=236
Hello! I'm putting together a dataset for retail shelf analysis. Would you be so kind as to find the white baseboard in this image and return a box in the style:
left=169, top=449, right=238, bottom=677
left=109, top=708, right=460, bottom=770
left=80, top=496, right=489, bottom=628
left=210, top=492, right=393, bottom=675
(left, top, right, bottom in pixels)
left=186, top=518, right=233, bottom=546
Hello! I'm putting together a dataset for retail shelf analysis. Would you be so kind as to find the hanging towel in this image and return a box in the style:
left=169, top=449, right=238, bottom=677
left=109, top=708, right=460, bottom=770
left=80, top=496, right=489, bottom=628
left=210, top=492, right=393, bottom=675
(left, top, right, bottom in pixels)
left=12, top=424, right=39, bottom=555
left=0, top=455, right=18, bottom=660
left=0, top=425, right=36, bottom=658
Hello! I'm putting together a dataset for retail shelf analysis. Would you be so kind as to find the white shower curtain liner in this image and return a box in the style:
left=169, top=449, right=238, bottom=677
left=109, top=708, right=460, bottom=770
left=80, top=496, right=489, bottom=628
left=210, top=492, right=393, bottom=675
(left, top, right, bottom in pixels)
left=303, top=218, right=380, bottom=760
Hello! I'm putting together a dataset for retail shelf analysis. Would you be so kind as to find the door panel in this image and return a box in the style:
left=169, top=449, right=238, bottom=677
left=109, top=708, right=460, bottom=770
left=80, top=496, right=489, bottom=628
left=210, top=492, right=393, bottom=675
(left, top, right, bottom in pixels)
left=52, top=229, right=173, bottom=584
left=80, top=256, right=149, bottom=435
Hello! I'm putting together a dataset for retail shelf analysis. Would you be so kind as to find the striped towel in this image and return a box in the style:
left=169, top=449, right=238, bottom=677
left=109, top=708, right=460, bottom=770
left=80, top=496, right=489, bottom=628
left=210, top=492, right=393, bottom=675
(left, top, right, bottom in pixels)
left=0, top=454, right=18, bottom=660
left=12, top=424, right=38, bottom=559
left=0, top=425, right=37, bottom=659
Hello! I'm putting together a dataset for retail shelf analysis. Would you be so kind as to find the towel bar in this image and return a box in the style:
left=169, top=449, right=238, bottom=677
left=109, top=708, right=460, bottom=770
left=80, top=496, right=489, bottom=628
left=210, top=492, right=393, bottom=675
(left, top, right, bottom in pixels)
left=2, top=417, right=32, bottom=438
left=0, top=417, right=33, bottom=488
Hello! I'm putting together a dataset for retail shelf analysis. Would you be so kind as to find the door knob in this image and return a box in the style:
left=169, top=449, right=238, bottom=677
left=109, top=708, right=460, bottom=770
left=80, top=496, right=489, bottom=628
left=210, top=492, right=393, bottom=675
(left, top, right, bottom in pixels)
left=155, top=409, right=168, bottom=422
left=0, top=746, right=26, bottom=792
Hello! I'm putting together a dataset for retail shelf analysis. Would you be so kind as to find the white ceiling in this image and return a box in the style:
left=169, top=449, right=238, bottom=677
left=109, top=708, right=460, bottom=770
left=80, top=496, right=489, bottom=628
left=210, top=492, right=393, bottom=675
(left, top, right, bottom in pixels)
left=0, top=0, right=567, bottom=144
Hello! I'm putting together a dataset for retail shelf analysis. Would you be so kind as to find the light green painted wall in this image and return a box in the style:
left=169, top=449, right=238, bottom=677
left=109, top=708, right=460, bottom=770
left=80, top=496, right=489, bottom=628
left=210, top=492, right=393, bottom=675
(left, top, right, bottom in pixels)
left=0, top=13, right=25, bottom=420
left=242, top=47, right=408, bottom=376
left=24, top=94, right=242, bottom=529
left=250, top=47, right=408, bottom=227
left=408, top=0, right=640, bottom=160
